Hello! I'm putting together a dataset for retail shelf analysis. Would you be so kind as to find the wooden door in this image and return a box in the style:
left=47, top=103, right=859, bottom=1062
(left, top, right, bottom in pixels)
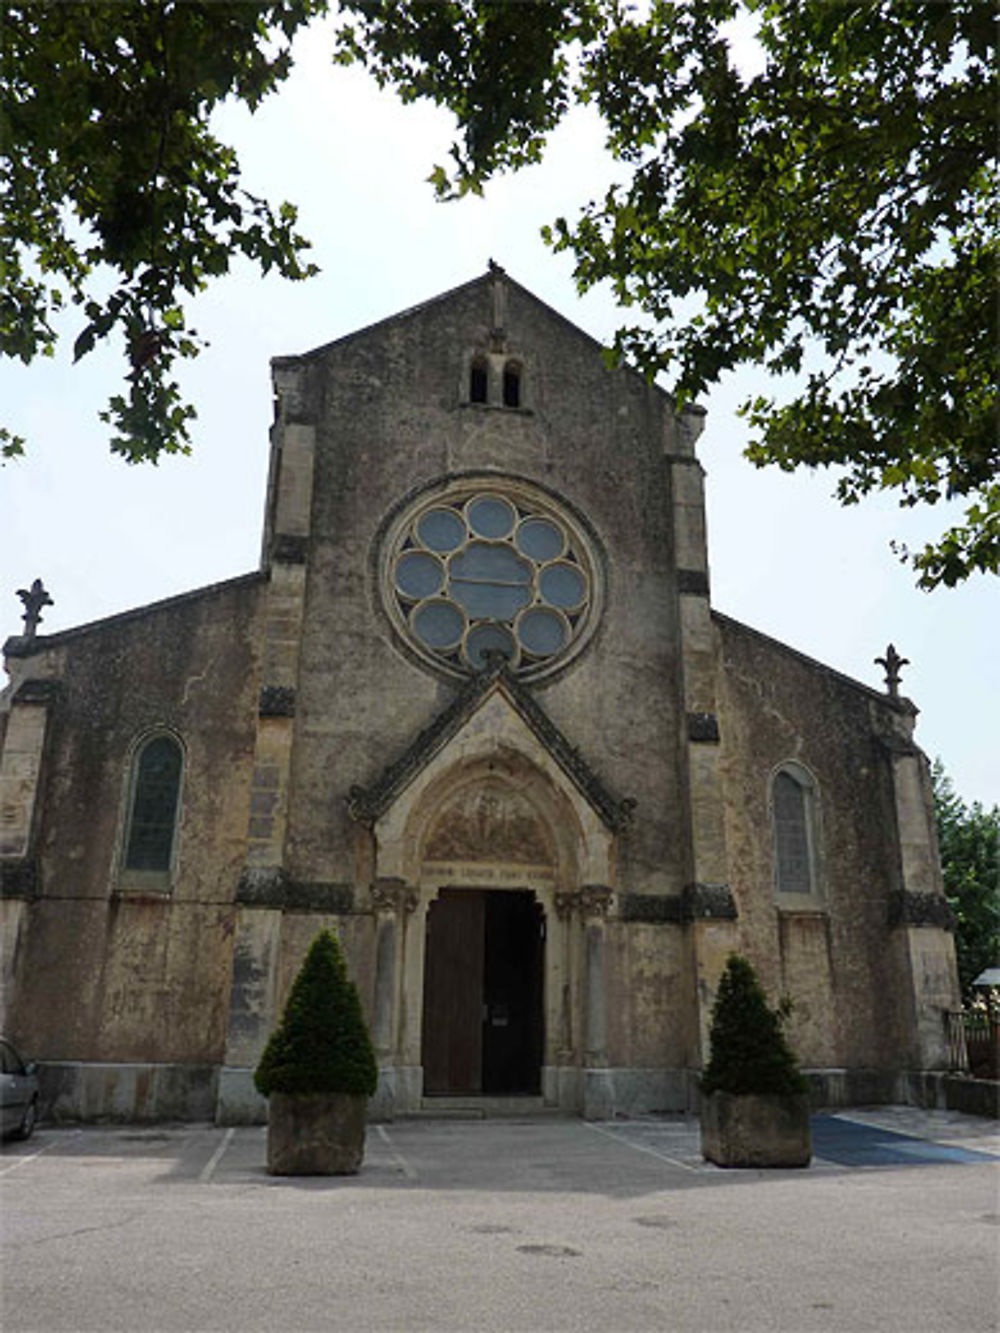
left=422, top=890, right=485, bottom=1095
left=482, top=891, right=544, bottom=1094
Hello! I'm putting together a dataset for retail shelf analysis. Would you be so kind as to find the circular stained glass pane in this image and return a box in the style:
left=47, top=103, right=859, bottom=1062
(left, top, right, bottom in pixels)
left=539, top=562, right=586, bottom=610
left=395, top=551, right=443, bottom=600
left=449, top=542, right=532, bottom=619
left=465, top=623, right=516, bottom=669
left=413, top=600, right=464, bottom=650
left=517, top=607, right=567, bottom=658
left=451, top=581, right=532, bottom=620
left=417, top=507, right=465, bottom=552
left=516, top=517, right=564, bottom=562
left=467, top=494, right=515, bottom=539
left=449, top=543, right=530, bottom=583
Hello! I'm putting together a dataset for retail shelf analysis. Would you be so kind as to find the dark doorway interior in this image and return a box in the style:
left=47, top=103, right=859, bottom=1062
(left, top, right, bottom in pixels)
left=422, top=889, right=544, bottom=1096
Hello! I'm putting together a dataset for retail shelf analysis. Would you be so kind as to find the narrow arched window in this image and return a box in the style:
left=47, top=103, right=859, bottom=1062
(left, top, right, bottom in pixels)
left=502, top=360, right=521, bottom=408
left=124, top=735, right=183, bottom=872
left=772, top=766, right=818, bottom=897
left=469, top=357, right=489, bottom=404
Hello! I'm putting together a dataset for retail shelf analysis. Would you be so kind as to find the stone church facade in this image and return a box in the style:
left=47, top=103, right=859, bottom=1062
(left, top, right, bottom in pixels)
left=0, top=270, right=960, bottom=1123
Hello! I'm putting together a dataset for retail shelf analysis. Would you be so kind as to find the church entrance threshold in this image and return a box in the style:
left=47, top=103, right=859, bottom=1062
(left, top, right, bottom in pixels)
left=422, top=889, right=544, bottom=1097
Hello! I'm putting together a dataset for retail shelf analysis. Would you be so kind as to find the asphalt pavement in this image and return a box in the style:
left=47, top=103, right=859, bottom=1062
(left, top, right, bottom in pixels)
left=2, top=1107, right=998, bottom=1333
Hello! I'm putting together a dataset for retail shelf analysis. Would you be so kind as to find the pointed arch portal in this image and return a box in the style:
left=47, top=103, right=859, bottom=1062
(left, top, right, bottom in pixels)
left=361, top=671, right=624, bottom=1113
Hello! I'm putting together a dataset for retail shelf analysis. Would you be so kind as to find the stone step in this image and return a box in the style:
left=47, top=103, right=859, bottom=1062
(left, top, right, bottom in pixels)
left=406, top=1095, right=566, bottom=1119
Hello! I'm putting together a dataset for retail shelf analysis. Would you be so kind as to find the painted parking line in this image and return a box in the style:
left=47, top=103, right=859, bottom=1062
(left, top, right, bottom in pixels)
left=583, top=1120, right=699, bottom=1172
left=198, top=1127, right=236, bottom=1183
left=375, top=1123, right=418, bottom=1180
left=0, top=1128, right=82, bottom=1177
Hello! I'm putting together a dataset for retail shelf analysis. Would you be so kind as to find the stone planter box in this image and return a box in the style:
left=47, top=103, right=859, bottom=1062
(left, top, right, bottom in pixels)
left=700, top=1090, right=812, bottom=1168
left=266, top=1091, right=368, bottom=1176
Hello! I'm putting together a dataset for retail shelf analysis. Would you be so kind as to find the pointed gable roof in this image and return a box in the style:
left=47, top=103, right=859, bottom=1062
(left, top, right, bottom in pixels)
left=273, top=266, right=700, bottom=420
left=346, top=654, right=635, bottom=833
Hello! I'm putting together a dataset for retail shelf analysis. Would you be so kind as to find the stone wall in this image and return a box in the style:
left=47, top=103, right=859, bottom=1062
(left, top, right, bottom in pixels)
left=1, top=273, right=960, bottom=1122
left=2, top=575, right=265, bottom=1082
left=278, top=276, right=691, bottom=902
left=714, top=613, right=927, bottom=1071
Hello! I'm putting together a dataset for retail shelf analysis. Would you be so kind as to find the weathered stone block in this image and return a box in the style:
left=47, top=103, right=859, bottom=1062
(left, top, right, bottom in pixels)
left=266, top=1092, right=368, bottom=1176
left=700, top=1091, right=812, bottom=1168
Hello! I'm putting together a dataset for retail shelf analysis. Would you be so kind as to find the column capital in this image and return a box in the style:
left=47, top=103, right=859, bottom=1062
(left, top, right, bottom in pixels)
left=370, top=878, right=418, bottom=915
left=553, top=890, right=580, bottom=921
left=580, top=885, right=613, bottom=921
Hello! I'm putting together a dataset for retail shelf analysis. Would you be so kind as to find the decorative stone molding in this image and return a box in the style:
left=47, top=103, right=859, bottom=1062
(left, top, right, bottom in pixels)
left=271, top=533, right=308, bottom=565
left=677, top=568, right=710, bottom=596
left=687, top=712, right=720, bottom=743
left=619, top=893, right=683, bottom=924
left=370, top=878, right=418, bottom=915
left=258, top=685, right=296, bottom=718
left=236, top=867, right=353, bottom=913
left=887, top=890, right=956, bottom=932
left=553, top=890, right=581, bottom=921
left=0, top=857, right=38, bottom=899
left=12, top=678, right=62, bottom=706
left=346, top=655, right=635, bottom=834
left=580, top=885, right=613, bottom=920
left=682, top=882, right=738, bottom=921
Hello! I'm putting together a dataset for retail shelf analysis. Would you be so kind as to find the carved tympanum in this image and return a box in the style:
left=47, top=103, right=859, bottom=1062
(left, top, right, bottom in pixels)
left=423, top=783, right=553, bottom=866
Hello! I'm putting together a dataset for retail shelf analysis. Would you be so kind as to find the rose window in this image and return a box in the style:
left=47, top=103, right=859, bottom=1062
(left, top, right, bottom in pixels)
left=383, top=482, right=600, bottom=679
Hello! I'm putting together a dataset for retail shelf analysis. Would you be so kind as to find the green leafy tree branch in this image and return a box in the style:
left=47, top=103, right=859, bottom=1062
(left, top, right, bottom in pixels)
left=2, top=0, right=321, bottom=463
left=338, top=0, right=998, bottom=588
left=932, top=760, right=1000, bottom=1000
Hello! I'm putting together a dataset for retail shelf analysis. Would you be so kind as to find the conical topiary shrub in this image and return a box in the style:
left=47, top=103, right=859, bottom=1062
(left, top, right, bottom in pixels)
left=700, top=954, right=811, bottom=1167
left=255, top=929, right=377, bottom=1175
left=701, top=954, right=808, bottom=1098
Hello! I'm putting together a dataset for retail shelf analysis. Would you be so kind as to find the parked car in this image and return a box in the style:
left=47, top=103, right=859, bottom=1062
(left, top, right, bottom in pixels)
left=1, top=1037, right=39, bottom=1140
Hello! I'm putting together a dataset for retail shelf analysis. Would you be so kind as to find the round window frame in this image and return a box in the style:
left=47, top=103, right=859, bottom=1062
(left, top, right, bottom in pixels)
left=379, top=476, right=605, bottom=682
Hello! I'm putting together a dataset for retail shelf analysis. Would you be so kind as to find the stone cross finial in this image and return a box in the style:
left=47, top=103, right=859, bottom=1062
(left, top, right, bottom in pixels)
left=16, top=578, right=53, bottom=639
left=876, top=643, right=909, bottom=699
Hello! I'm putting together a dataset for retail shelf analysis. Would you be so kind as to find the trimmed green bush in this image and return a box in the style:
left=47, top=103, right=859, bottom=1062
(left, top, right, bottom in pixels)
left=700, top=954, right=808, bottom=1097
left=254, top=929, right=378, bottom=1098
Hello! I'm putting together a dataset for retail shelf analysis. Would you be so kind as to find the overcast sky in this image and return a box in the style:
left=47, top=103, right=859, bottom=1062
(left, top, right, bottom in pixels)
left=2, top=20, right=997, bottom=808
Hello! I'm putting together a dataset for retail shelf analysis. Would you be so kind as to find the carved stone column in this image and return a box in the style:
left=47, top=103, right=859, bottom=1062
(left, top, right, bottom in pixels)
left=581, top=886, right=613, bottom=1067
left=369, top=877, right=418, bottom=1121
left=553, top=890, right=580, bottom=1064
left=579, top=885, right=614, bottom=1118
left=369, top=878, right=413, bottom=1057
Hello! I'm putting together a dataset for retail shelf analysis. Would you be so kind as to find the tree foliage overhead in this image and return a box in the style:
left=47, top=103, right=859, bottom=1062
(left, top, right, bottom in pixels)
left=340, top=0, right=999, bottom=588
left=932, top=761, right=1000, bottom=1000
left=6, top=1, right=996, bottom=588
left=2, top=0, right=320, bottom=463
left=254, top=929, right=377, bottom=1098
